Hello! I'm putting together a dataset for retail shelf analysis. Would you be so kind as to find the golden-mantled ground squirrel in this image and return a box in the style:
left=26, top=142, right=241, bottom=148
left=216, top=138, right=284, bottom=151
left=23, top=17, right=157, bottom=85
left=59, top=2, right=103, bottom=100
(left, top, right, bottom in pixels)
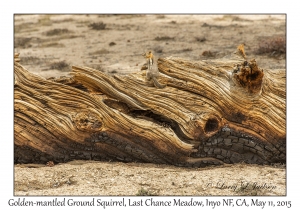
left=142, top=51, right=166, bottom=89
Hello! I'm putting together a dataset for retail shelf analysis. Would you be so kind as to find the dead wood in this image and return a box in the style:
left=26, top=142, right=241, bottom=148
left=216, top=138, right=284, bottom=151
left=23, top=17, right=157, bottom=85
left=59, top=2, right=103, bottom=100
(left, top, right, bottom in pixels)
left=14, top=49, right=286, bottom=167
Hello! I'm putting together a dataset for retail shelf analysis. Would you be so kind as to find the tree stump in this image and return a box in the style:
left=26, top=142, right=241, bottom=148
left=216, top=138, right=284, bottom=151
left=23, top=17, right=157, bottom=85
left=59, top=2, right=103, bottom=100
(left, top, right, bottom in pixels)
left=14, top=49, right=286, bottom=167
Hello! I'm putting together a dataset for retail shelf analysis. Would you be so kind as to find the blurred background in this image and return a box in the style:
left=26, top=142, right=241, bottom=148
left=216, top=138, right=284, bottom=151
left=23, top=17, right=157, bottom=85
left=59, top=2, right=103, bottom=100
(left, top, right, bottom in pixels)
left=14, top=14, right=286, bottom=78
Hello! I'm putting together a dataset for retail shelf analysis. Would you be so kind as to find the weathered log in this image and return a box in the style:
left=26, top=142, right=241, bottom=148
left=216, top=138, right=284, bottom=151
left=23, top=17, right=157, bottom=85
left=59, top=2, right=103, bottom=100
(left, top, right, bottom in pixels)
left=14, top=49, right=286, bottom=167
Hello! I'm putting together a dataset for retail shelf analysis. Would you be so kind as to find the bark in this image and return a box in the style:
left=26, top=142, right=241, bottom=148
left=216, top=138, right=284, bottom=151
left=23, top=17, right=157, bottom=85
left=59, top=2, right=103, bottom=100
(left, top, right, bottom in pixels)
left=14, top=51, right=286, bottom=167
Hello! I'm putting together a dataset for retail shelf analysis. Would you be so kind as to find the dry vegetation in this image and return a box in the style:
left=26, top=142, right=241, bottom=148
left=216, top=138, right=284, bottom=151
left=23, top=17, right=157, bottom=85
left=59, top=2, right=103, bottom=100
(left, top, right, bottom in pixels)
left=45, top=28, right=72, bottom=36
left=49, top=60, right=70, bottom=71
left=88, top=22, right=106, bottom=30
left=256, top=36, right=286, bottom=56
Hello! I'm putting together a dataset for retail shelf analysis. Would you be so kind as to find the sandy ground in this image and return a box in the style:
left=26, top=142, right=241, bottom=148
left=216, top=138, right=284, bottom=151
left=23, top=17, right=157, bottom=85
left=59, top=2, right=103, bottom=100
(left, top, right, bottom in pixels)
left=14, top=14, right=286, bottom=196
left=15, top=161, right=286, bottom=196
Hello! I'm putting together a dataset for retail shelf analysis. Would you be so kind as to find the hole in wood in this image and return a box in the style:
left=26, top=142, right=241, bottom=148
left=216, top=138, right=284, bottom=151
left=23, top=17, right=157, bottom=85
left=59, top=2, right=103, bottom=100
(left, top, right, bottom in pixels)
left=204, top=118, right=219, bottom=133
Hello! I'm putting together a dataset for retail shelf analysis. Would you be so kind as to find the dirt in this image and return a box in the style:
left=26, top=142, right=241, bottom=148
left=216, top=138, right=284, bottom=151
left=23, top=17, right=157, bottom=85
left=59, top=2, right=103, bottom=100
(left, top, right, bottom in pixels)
left=15, top=161, right=286, bottom=196
left=14, top=14, right=286, bottom=196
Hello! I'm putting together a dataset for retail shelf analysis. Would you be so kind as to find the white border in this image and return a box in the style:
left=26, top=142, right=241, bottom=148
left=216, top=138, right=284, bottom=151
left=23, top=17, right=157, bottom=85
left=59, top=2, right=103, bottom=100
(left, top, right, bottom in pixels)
left=1, top=0, right=298, bottom=209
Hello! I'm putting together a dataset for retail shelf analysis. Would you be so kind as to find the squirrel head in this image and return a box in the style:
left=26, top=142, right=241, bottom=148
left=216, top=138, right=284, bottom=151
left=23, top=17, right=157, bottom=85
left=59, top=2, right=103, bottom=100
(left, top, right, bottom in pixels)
left=142, top=51, right=153, bottom=59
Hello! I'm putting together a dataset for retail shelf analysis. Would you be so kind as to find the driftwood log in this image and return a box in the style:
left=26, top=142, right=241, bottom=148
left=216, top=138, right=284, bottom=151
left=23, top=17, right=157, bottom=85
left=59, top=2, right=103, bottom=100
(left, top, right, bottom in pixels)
left=14, top=49, right=286, bottom=167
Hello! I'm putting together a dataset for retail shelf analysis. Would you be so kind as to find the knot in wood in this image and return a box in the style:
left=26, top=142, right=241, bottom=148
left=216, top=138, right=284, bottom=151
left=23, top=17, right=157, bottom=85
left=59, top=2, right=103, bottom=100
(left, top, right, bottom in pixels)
left=73, top=112, right=102, bottom=132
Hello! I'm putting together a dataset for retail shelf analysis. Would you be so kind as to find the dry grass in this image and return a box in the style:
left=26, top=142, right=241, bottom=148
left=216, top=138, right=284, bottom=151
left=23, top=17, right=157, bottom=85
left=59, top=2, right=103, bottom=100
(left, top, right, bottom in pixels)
left=214, top=15, right=252, bottom=22
left=43, top=34, right=83, bottom=42
left=256, top=36, right=286, bottom=56
left=45, top=28, right=71, bottom=36
left=40, top=42, right=65, bottom=48
left=49, top=61, right=70, bottom=71
left=88, top=22, right=106, bottom=30
left=52, top=18, right=74, bottom=23
left=154, top=36, right=174, bottom=41
left=14, top=37, right=32, bottom=48
left=14, top=14, right=286, bottom=77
